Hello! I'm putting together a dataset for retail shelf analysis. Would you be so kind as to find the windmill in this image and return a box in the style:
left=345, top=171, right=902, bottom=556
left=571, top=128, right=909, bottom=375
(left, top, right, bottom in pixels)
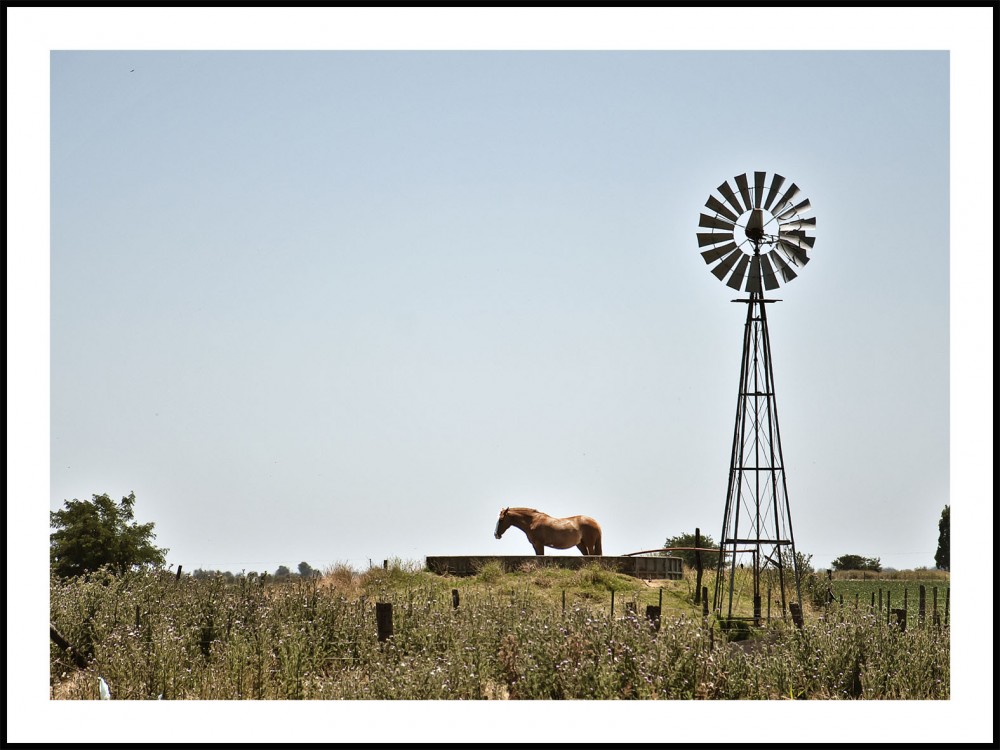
left=697, top=171, right=815, bottom=624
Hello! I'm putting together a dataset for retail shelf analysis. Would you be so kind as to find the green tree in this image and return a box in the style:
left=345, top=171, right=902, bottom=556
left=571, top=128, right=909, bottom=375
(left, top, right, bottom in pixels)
left=935, top=504, right=950, bottom=570
left=298, top=561, right=317, bottom=578
left=50, top=492, right=168, bottom=577
left=662, top=531, right=720, bottom=569
left=830, top=553, right=882, bottom=572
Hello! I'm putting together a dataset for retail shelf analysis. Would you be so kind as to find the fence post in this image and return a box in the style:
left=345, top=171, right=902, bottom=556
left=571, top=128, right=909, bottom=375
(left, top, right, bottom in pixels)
left=610, top=589, right=615, bottom=618
left=694, top=528, right=703, bottom=605
left=375, top=602, right=393, bottom=642
left=452, top=589, right=460, bottom=609
left=790, top=601, right=803, bottom=629
left=918, top=585, right=926, bottom=626
left=932, top=587, right=939, bottom=626
left=50, top=623, right=89, bottom=669
left=892, top=608, right=907, bottom=631
left=702, top=587, right=709, bottom=618
left=176, top=565, right=183, bottom=581
left=562, top=589, right=566, bottom=615
left=645, top=605, right=661, bottom=632
left=886, top=591, right=891, bottom=624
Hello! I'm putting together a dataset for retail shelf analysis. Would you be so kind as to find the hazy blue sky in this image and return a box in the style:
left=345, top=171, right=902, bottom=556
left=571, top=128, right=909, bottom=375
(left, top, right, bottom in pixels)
left=10, top=8, right=993, bottom=744
left=48, top=49, right=952, bottom=574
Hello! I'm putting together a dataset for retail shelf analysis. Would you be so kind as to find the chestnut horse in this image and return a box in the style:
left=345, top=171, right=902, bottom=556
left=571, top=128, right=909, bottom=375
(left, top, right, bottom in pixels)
left=494, top=507, right=603, bottom=556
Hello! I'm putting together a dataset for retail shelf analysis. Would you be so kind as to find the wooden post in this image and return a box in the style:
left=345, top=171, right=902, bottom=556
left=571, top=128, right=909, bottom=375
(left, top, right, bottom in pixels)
left=694, top=528, right=703, bottom=605
left=839, top=594, right=844, bottom=606
left=50, top=623, right=89, bottom=669
left=176, top=565, right=183, bottom=581
left=886, top=591, right=891, bottom=624
left=375, top=602, right=393, bottom=642
left=610, top=589, right=615, bottom=618
left=919, top=585, right=926, bottom=625
left=702, top=587, right=709, bottom=618
left=790, top=601, right=803, bottom=629
left=646, top=605, right=661, bottom=632
left=892, top=608, right=907, bottom=631
left=870, top=592, right=875, bottom=611
left=562, top=590, right=566, bottom=614
left=855, top=592, right=859, bottom=608
left=659, top=588, right=663, bottom=610
left=753, top=595, right=761, bottom=626
left=383, top=560, right=388, bottom=570
left=451, top=589, right=460, bottom=609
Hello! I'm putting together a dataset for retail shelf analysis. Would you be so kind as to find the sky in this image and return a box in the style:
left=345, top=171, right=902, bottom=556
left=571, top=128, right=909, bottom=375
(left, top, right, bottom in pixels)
left=9, top=7, right=994, bottom=745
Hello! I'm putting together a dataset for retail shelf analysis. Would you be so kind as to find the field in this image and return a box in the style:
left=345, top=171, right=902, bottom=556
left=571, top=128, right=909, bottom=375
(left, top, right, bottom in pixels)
left=49, top=560, right=950, bottom=700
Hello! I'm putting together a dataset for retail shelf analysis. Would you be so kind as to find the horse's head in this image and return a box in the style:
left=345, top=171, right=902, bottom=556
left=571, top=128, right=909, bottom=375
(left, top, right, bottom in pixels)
left=494, top=507, right=510, bottom=539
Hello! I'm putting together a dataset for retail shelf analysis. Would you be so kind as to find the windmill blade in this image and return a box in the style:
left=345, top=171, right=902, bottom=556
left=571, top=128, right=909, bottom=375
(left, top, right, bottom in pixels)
left=699, top=213, right=736, bottom=231
left=759, top=253, right=781, bottom=290
left=701, top=241, right=738, bottom=264
left=697, top=232, right=734, bottom=248
left=717, top=180, right=746, bottom=217
left=711, top=248, right=743, bottom=281
left=770, top=183, right=801, bottom=216
left=778, top=216, right=816, bottom=231
left=726, top=254, right=751, bottom=290
left=762, top=173, right=785, bottom=210
left=768, top=250, right=798, bottom=283
left=705, top=195, right=740, bottom=223
left=779, top=239, right=810, bottom=267
left=745, top=255, right=763, bottom=293
left=753, top=171, right=766, bottom=208
left=778, top=230, right=816, bottom=249
left=735, top=173, right=753, bottom=215
left=775, top=198, right=812, bottom=220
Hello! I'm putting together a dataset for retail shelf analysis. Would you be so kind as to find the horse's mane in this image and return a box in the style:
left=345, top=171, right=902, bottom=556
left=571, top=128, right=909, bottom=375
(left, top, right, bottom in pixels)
left=506, top=507, right=538, bottom=513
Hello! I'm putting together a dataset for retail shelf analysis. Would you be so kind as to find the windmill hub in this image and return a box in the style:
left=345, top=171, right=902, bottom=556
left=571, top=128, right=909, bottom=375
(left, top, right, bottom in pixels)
left=744, top=208, right=768, bottom=243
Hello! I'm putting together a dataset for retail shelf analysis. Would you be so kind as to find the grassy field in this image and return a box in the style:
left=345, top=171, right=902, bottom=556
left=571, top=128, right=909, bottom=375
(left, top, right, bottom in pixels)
left=49, top=560, right=950, bottom=700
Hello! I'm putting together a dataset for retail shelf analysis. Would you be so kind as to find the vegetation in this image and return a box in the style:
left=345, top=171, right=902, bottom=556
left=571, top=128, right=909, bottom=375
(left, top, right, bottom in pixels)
left=830, top=554, right=882, bottom=572
left=662, top=531, right=720, bottom=569
left=935, top=505, right=950, bottom=571
left=50, top=560, right=949, bottom=700
left=50, top=492, right=168, bottom=578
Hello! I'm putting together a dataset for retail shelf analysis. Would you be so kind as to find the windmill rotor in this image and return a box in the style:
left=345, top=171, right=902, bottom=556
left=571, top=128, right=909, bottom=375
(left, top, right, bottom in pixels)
left=698, top=171, right=816, bottom=293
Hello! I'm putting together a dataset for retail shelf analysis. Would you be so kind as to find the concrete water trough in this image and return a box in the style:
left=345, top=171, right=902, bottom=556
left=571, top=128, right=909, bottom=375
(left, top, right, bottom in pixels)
left=425, top=554, right=683, bottom=580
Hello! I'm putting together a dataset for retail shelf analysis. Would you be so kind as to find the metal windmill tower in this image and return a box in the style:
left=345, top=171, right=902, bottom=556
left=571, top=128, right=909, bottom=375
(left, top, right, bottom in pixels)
left=696, top=171, right=815, bottom=624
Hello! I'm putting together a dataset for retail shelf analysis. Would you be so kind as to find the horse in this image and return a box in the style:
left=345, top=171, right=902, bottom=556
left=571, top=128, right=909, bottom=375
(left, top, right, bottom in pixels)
left=493, top=507, right=603, bottom=556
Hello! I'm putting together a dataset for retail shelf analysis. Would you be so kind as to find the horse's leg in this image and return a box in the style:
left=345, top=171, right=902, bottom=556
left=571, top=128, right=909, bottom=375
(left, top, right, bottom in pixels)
left=593, top=536, right=602, bottom=556
left=532, top=542, right=545, bottom=555
left=577, top=543, right=589, bottom=555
